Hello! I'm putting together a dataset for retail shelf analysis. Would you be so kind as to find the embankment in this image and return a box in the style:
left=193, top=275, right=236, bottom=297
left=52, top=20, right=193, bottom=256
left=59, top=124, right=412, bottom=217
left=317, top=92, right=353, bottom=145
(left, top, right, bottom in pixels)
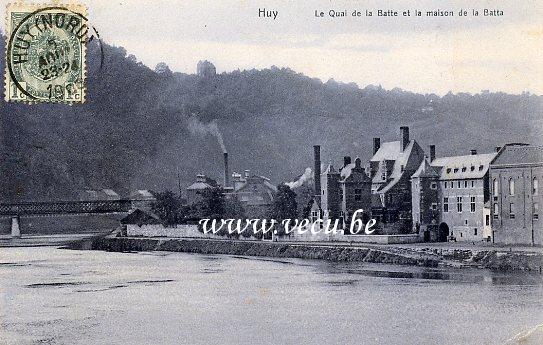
left=68, top=237, right=543, bottom=272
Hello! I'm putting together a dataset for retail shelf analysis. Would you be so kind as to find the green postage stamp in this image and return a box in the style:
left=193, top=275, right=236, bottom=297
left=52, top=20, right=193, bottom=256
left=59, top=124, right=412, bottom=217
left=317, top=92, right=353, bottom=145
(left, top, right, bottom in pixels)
left=5, top=2, right=87, bottom=103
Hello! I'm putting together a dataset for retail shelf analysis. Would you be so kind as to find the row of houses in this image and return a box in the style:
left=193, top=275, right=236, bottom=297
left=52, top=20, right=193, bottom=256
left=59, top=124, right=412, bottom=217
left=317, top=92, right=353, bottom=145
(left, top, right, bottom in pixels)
left=310, top=126, right=542, bottom=246
left=180, top=126, right=541, bottom=246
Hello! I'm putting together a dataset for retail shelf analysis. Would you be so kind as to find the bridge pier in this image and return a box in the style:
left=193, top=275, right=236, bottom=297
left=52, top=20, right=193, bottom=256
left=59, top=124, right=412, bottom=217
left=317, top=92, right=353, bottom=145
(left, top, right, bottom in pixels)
left=11, top=216, right=20, bottom=238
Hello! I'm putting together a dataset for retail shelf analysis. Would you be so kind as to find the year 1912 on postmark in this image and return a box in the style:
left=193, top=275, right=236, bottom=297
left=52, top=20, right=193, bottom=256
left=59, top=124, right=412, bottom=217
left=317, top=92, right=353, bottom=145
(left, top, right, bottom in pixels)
left=5, top=2, right=88, bottom=103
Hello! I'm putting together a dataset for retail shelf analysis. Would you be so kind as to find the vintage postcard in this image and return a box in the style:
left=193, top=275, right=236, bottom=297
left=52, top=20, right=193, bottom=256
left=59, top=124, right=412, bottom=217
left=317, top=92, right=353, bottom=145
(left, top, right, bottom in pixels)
left=0, top=0, right=542, bottom=344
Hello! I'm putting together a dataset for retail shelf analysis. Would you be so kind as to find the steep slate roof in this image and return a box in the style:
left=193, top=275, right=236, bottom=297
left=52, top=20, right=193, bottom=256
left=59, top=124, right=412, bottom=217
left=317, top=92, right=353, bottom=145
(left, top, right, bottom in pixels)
left=370, top=140, right=423, bottom=193
left=370, top=141, right=402, bottom=162
left=412, top=159, right=440, bottom=179
left=492, top=145, right=543, bottom=166
left=431, top=153, right=496, bottom=180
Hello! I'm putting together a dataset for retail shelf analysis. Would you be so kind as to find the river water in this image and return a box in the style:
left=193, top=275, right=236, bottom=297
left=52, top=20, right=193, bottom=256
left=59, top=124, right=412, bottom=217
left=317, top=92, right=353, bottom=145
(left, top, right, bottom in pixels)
left=0, top=247, right=542, bottom=345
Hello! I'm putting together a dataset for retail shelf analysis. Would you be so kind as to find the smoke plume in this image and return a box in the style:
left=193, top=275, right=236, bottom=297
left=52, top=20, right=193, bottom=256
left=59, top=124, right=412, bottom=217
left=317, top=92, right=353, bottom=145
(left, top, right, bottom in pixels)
left=286, top=167, right=312, bottom=189
left=187, top=116, right=227, bottom=153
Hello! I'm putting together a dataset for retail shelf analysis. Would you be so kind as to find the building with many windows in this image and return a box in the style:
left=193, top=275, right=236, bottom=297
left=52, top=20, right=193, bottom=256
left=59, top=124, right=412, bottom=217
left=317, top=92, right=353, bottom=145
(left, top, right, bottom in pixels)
left=490, top=144, right=543, bottom=245
left=429, top=149, right=497, bottom=242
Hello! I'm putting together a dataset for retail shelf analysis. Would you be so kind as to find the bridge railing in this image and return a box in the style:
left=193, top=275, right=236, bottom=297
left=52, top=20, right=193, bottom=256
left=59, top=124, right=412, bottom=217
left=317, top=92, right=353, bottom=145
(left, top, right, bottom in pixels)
left=0, top=200, right=133, bottom=216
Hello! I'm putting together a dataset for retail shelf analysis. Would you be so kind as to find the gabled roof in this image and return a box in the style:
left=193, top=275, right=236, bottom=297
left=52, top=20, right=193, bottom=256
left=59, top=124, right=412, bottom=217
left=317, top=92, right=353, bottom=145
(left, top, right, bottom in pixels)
left=431, top=153, right=496, bottom=180
left=492, top=145, right=543, bottom=166
left=234, top=175, right=277, bottom=193
left=412, top=159, right=440, bottom=179
left=121, top=209, right=161, bottom=225
left=370, top=141, right=402, bottom=162
left=371, top=140, right=420, bottom=187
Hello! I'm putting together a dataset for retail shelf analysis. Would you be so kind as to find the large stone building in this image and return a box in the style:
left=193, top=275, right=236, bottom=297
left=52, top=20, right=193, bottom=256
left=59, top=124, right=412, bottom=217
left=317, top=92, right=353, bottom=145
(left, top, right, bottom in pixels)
left=339, top=157, right=372, bottom=232
left=230, top=172, right=277, bottom=218
left=312, top=146, right=372, bottom=232
left=429, top=150, right=496, bottom=242
left=368, top=126, right=426, bottom=233
left=490, top=144, right=543, bottom=245
left=411, top=155, right=441, bottom=241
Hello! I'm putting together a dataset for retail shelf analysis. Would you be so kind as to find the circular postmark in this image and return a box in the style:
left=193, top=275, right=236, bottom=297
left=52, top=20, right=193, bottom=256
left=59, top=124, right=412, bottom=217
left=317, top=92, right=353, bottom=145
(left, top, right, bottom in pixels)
left=7, top=6, right=88, bottom=103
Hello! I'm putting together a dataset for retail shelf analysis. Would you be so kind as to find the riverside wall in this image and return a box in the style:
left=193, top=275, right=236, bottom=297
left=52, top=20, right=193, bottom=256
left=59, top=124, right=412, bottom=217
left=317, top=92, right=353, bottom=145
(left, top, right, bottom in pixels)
left=69, top=237, right=543, bottom=272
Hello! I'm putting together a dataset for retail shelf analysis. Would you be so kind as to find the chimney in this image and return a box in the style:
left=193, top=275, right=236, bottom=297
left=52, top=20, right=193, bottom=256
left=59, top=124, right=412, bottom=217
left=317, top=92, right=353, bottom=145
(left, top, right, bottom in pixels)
left=470, top=149, right=477, bottom=155
left=400, top=126, right=409, bottom=151
left=343, top=156, right=351, bottom=167
left=373, top=138, right=381, bottom=155
left=429, top=145, right=436, bottom=162
left=313, top=145, right=321, bottom=204
left=223, top=152, right=229, bottom=187
left=495, top=146, right=501, bottom=152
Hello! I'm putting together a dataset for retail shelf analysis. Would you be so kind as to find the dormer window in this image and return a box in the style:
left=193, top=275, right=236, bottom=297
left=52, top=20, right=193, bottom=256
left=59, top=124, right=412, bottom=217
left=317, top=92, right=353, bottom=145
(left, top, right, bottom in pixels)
left=446, top=168, right=452, bottom=174
left=479, top=165, right=484, bottom=171
left=470, top=166, right=475, bottom=171
left=461, top=167, right=467, bottom=172
left=453, top=168, right=459, bottom=173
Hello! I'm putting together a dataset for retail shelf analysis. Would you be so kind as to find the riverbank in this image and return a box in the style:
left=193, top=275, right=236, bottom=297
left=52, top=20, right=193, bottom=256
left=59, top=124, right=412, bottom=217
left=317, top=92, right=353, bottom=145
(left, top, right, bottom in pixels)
left=68, top=236, right=543, bottom=272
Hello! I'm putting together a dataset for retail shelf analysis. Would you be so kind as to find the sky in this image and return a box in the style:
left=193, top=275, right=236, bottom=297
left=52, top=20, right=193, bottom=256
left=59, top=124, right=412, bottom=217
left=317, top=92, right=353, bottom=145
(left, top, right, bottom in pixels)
left=3, top=0, right=542, bottom=95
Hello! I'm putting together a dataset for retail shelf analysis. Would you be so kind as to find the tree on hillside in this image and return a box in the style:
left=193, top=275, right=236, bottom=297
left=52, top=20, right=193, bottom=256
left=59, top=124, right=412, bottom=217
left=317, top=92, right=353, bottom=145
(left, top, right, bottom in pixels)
left=151, top=190, right=183, bottom=226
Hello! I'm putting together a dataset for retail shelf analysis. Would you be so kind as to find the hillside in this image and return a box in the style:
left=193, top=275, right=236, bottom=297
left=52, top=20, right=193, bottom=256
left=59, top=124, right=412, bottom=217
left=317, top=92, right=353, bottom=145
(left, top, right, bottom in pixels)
left=0, top=36, right=541, bottom=201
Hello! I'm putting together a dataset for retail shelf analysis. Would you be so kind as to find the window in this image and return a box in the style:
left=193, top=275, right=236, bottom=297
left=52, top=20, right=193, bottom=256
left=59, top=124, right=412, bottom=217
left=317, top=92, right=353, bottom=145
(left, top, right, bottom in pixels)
left=454, top=168, right=459, bottom=173
left=533, top=178, right=539, bottom=195
left=479, top=165, right=484, bottom=171
left=493, top=178, right=498, bottom=197
left=311, top=211, right=319, bottom=222
left=509, top=178, right=515, bottom=196
left=470, top=197, right=476, bottom=213
left=457, top=181, right=461, bottom=188
left=444, top=182, right=448, bottom=189
left=462, top=167, right=467, bottom=172
left=354, top=189, right=362, bottom=201
left=464, top=219, right=468, bottom=225
left=471, top=181, right=475, bottom=188
left=443, top=198, right=449, bottom=212
left=534, top=203, right=539, bottom=221
left=470, top=166, right=475, bottom=172
left=401, top=165, right=405, bottom=172
left=430, top=182, right=437, bottom=190
left=431, top=203, right=438, bottom=210
left=485, top=215, right=490, bottom=226
left=509, top=203, right=515, bottom=219
left=457, top=197, right=463, bottom=213
left=473, top=228, right=478, bottom=236
left=322, top=189, right=325, bottom=195
left=446, top=168, right=451, bottom=174
left=464, top=181, right=468, bottom=188
left=493, top=203, right=499, bottom=219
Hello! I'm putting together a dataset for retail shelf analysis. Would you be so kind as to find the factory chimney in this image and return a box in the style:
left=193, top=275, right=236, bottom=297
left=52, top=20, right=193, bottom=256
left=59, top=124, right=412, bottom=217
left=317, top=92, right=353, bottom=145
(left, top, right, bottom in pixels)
left=223, top=152, right=229, bottom=188
left=400, top=126, right=410, bottom=151
left=373, top=138, right=381, bottom=155
left=429, top=145, right=436, bottom=162
left=314, top=145, right=321, bottom=205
